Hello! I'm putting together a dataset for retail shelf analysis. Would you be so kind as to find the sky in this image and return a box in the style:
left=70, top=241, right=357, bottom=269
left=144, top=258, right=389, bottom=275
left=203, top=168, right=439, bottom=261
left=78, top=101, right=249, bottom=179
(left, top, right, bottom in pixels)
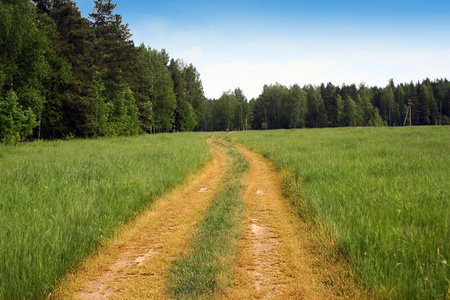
left=76, top=0, right=450, bottom=99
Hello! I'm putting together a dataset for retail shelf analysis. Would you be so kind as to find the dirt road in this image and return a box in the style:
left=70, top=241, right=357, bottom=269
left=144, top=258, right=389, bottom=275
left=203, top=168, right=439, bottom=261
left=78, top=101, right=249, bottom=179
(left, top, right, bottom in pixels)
left=54, top=138, right=364, bottom=299
left=220, top=143, right=364, bottom=299
left=54, top=139, right=228, bottom=299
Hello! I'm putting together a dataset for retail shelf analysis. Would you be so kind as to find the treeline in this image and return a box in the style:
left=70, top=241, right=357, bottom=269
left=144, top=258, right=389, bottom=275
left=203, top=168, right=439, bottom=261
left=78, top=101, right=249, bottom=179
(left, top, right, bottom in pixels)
left=0, top=0, right=206, bottom=143
left=204, top=79, right=450, bottom=131
left=1, top=1, right=449, bottom=143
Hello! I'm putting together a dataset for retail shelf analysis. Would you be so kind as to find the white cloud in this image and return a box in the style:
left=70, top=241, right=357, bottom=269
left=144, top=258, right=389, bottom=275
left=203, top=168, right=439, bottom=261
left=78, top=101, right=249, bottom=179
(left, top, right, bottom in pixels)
left=201, top=59, right=340, bottom=99
left=128, top=13, right=450, bottom=100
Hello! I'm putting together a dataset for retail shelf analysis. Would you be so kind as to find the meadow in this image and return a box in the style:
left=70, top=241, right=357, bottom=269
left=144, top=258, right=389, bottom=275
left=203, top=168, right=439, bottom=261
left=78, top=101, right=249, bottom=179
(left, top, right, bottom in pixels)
left=0, top=133, right=211, bottom=299
left=227, top=127, right=449, bottom=299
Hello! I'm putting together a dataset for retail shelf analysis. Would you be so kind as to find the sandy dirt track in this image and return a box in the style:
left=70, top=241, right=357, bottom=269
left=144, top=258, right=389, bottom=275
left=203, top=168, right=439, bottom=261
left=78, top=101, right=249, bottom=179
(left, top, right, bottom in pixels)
left=220, top=142, right=364, bottom=299
left=54, top=139, right=228, bottom=299
left=54, top=137, right=365, bottom=299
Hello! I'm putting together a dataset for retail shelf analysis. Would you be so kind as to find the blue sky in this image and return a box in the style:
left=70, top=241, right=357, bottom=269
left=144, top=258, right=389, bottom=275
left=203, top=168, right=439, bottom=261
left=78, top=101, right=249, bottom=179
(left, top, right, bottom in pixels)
left=76, top=0, right=450, bottom=99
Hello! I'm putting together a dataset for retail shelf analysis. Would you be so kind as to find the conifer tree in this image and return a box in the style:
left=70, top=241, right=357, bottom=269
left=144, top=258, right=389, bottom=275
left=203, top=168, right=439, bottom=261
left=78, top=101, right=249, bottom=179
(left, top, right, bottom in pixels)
left=169, top=59, right=197, bottom=131
left=183, top=64, right=206, bottom=130
left=48, top=0, right=98, bottom=137
left=89, top=0, right=142, bottom=135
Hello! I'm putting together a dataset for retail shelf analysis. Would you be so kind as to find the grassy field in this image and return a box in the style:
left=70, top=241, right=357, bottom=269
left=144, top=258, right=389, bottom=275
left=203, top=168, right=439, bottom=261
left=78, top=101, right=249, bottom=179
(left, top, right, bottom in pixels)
left=0, top=133, right=211, bottom=299
left=227, top=127, right=449, bottom=299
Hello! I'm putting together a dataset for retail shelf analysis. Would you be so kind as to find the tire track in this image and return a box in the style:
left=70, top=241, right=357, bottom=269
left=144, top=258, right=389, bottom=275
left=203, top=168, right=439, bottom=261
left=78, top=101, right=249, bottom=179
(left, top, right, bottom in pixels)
left=220, top=143, right=365, bottom=299
left=53, top=138, right=365, bottom=299
left=53, top=139, right=228, bottom=299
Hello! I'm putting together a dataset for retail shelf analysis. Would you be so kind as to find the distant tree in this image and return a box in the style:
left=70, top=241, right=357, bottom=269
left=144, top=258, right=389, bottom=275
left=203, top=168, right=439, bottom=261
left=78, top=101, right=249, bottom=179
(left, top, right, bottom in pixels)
left=258, top=83, right=289, bottom=129
left=368, top=107, right=384, bottom=127
left=233, top=88, right=251, bottom=130
left=87, top=0, right=144, bottom=135
left=335, top=94, right=345, bottom=127
left=418, top=83, right=435, bottom=125
left=0, top=0, right=51, bottom=139
left=343, top=95, right=357, bottom=126
left=321, top=82, right=337, bottom=126
left=183, top=64, right=206, bottom=130
left=49, top=0, right=98, bottom=137
left=0, top=91, right=37, bottom=143
left=136, top=45, right=176, bottom=132
left=32, top=0, right=52, bottom=14
left=403, top=82, right=420, bottom=125
left=215, top=92, right=239, bottom=131
left=286, top=84, right=308, bottom=128
left=89, top=0, right=137, bottom=91
left=203, top=98, right=214, bottom=131
left=432, top=80, right=449, bottom=125
left=305, top=85, right=327, bottom=128
left=395, top=85, right=407, bottom=126
left=380, top=86, right=395, bottom=126
left=169, top=59, right=197, bottom=131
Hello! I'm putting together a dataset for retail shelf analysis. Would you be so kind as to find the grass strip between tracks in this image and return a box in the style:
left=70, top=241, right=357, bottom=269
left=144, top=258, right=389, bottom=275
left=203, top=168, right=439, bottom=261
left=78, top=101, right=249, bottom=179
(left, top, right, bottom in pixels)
left=168, top=139, right=248, bottom=299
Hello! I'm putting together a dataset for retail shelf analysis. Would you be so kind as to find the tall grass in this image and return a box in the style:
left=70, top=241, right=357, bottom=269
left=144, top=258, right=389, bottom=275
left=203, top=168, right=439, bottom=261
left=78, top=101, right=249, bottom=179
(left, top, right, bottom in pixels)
left=227, top=127, right=449, bottom=299
left=0, top=133, right=211, bottom=299
left=168, top=139, right=248, bottom=299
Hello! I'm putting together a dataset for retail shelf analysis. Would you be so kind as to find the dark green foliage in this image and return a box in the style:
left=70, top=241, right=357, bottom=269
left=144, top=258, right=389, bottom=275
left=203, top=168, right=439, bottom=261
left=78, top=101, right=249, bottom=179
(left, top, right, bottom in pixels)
left=169, top=59, right=198, bottom=132
left=0, top=91, right=37, bottom=143
left=0, top=0, right=208, bottom=141
left=240, top=79, right=449, bottom=131
left=202, top=88, right=251, bottom=131
left=0, top=0, right=49, bottom=140
left=205, top=79, right=450, bottom=132
left=137, top=46, right=175, bottom=132
left=184, top=63, right=207, bottom=130
left=50, top=1, right=98, bottom=137
left=1, top=1, right=448, bottom=142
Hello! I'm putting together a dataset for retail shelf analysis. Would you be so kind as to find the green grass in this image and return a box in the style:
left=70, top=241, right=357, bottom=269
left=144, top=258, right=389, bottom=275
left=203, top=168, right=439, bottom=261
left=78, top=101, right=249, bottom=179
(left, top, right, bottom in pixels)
left=227, top=127, right=449, bottom=299
left=168, top=139, right=248, bottom=299
left=0, top=133, right=211, bottom=299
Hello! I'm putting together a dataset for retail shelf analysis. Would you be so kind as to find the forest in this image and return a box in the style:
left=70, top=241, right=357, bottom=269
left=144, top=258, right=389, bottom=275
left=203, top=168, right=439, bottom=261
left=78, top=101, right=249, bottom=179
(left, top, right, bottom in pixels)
left=1, top=0, right=449, bottom=143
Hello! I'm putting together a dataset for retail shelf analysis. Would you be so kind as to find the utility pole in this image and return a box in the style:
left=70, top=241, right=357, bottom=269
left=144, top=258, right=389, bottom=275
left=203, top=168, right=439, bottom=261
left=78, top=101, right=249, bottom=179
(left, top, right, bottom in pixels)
left=403, top=99, right=412, bottom=126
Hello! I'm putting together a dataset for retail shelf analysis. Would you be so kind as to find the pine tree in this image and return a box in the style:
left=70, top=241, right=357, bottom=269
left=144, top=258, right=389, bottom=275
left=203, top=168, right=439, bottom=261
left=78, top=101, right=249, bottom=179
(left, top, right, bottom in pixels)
left=49, top=0, right=98, bottom=137
left=169, top=59, right=197, bottom=131
left=183, top=64, right=206, bottom=130
left=89, top=0, right=142, bottom=135
left=89, top=0, right=137, bottom=92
